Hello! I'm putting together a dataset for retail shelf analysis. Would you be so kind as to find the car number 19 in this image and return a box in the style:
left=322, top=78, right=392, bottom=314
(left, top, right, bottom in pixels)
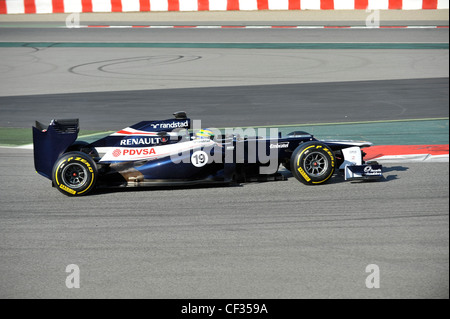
left=191, top=151, right=208, bottom=167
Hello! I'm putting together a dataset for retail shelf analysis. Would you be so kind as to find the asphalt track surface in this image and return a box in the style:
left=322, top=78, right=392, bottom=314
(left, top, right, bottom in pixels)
left=0, top=28, right=448, bottom=100
left=0, top=28, right=448, bottom=129
left=0, top=23, right=449, bottom=299
left=0, top=149, right=448, bottom=299
left=1, top=27, right=448, bottom=43
left=0, top=78, right=448, bottom=130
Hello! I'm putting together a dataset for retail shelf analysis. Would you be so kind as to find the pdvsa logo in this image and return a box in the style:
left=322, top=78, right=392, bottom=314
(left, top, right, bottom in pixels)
left=112, top=149, right=121, bottom=157
left=123, top=148, right=156, bottom=156
left=112, top=148, right=157, bottom=157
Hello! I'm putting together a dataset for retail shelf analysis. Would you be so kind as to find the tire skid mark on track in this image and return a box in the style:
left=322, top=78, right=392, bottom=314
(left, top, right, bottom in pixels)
left=68, top=55, right=203, bottom=79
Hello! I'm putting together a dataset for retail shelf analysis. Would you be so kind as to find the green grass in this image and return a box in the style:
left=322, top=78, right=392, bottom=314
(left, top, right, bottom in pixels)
left=0, top=128, right=33, bottom=146
left=0, top=128, right=110, bottom=146
left=0, top=118, right=448, bottom=147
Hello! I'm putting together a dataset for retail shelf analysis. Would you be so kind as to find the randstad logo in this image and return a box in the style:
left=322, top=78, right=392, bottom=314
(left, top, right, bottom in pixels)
left=150, top=121, right=189, bottom=129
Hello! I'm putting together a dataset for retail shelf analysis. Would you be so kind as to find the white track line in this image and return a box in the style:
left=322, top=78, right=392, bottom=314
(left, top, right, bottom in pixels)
left=65, top=25, right=449, bottom=29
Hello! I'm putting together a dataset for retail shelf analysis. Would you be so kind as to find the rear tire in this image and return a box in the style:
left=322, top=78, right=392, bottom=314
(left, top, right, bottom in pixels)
left=52, top=152, right=97, bottom=196
left=291, top=142, right=335, bottom=185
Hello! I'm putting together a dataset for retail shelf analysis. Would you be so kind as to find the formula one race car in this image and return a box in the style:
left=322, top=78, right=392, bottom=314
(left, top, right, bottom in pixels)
left=32, top=112, right=382, bottom=196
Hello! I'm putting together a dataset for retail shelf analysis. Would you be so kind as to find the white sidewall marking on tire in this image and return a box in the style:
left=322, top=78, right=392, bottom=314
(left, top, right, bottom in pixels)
left=191, top=151, right=208, bottom=167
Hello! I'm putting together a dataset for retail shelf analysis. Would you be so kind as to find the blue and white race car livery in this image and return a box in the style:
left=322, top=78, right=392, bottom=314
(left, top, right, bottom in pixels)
left=32, top=112, right=382, bottom=196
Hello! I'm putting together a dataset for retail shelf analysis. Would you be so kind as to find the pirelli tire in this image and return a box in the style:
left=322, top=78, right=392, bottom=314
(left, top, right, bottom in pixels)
left=291, top=142, right=335, bottom=186
left=52, top=151, right=98, bottom=196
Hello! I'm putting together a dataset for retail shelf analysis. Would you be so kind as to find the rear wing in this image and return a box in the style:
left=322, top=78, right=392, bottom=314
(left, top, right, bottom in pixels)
left=32, top=119, right=79, bottom=179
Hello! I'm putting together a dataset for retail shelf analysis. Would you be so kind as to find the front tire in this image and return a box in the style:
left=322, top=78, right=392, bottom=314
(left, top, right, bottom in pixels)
left=52, top=152, right=97, bottom=196
left=291, top=142, right=335, bottom=185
